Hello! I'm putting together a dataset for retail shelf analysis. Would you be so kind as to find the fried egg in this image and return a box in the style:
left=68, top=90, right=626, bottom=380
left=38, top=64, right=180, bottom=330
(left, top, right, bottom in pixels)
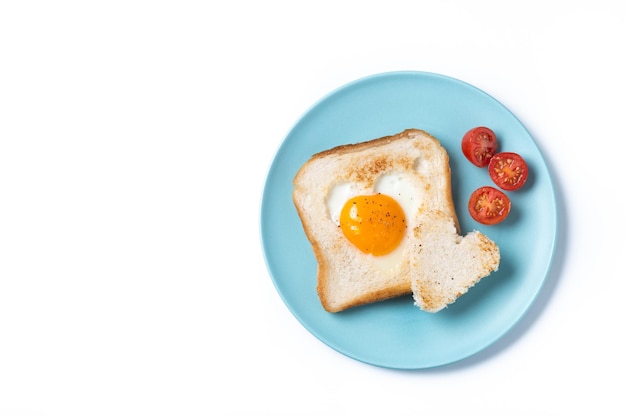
left=326, top=172, right=424, bottom=274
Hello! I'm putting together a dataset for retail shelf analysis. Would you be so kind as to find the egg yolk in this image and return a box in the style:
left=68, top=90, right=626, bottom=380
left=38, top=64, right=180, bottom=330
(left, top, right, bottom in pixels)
left=339, top=194, right=406, bottom=256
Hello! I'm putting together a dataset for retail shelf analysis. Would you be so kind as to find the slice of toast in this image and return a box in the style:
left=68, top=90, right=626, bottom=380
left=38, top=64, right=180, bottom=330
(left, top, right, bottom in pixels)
left=410, top=210, right=500, bottom=312
left=293, top=129, right=457, bottom=312
left=292, top=129, right=499, bottom=313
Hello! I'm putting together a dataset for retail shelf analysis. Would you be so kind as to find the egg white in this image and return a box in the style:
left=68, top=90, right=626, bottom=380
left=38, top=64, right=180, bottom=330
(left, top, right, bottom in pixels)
left=326, top=171, right=424, bottom=275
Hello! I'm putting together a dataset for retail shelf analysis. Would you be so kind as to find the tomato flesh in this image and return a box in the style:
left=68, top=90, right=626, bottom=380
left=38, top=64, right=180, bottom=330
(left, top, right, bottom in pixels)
left=488, top=152, right=528, bottom=191
left=468, top=186, right=511, bottom=225
left=462, top=127, right=498, bottom=167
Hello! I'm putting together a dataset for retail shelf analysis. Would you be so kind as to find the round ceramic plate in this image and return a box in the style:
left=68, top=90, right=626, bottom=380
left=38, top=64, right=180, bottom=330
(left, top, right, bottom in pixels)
left=260, top=71, right=557, bottom=369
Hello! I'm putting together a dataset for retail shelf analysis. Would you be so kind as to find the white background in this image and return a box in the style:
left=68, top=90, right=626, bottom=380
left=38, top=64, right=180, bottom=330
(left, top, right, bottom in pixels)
left=1, top=1, right=624, bottom=416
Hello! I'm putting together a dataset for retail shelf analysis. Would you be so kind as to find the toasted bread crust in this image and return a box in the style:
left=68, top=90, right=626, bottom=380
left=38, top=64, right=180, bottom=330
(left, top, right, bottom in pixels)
left=318, top=278, right=412, bottom=313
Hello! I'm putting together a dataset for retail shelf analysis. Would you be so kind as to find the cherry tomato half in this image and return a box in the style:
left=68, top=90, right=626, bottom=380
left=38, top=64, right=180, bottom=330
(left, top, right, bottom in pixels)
left=488, top=152, right=528, bottom=191
left=462, top=126, right=498, bottom=167
left=468, top=186, right=511, bottom=225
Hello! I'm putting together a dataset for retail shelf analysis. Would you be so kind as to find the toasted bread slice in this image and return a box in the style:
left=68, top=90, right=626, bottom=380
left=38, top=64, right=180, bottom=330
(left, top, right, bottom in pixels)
left=410, top=210, right=500, bottom=312
left=293, top=129, right=462, bottom=312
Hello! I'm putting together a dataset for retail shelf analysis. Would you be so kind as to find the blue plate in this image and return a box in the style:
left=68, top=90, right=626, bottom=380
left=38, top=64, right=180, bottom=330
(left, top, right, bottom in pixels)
left=260, top=71, right=557, bottom=369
